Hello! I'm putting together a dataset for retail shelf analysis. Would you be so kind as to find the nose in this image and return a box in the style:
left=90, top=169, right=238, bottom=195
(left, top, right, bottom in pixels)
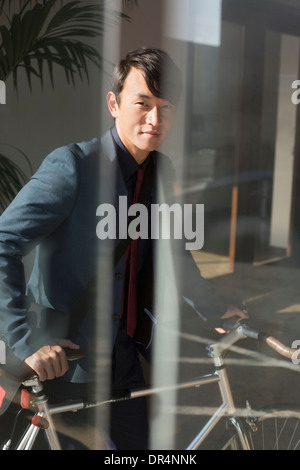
left=146, top=106, right=160, bottom=127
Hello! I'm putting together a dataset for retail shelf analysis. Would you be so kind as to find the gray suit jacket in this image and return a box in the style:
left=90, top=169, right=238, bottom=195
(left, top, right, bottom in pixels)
left=0, top=129, right=226, bottom=381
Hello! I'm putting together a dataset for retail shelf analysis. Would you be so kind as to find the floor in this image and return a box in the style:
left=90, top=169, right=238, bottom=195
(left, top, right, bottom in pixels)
left=1, top=255, right=300, bottom=450
left=171, top=254, right=300, bottom=449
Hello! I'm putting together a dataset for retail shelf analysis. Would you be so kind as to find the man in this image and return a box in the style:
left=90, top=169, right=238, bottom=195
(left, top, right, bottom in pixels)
left=0, top=48, right=247, bottom=449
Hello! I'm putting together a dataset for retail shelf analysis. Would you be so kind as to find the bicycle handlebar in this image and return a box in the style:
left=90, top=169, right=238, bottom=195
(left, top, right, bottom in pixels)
left=2, top=325, right=298, bottom=384
left=261, top=335, right=297, bottom=360
left=0, top=348, right=84, bottom=383
left=219, top=321, right=300, bottom=362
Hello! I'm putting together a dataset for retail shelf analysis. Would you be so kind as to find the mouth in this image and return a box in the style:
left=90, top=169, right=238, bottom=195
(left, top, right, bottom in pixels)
left=141, top=130, right=161, bottom=137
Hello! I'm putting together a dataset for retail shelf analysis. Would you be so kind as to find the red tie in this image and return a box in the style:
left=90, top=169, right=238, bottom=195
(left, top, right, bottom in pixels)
left=121, top=167, right=145, bottom=337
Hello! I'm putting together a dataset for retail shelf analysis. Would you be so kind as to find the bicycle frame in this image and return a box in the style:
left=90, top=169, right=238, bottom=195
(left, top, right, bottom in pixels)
left=185, top=323, right=259, bottom=450
left=13, top=324, right=256, bottom=451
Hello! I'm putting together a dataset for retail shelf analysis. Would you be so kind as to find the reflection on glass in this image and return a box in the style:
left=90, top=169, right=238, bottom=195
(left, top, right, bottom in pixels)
left=254, top=32, right=299, bottom=264
left=182, top=21, right=244, bottom=278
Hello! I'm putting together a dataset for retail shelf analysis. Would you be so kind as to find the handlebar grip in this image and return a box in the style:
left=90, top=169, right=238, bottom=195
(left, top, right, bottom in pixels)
left=0, top=355, right=36, bottom=383
left=63, top=348, right=85, bottom=361
left=262, top=335, right=296, bottom=360
left=0, top=347, right=85, bottom=383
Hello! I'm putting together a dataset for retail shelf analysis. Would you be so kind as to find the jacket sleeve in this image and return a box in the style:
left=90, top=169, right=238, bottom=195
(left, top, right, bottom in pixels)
left=0, top=145, right=81, bottom=361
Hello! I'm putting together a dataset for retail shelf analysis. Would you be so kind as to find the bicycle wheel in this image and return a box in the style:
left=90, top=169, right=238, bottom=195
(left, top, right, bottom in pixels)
left=221, top=406, right=300, bottom=450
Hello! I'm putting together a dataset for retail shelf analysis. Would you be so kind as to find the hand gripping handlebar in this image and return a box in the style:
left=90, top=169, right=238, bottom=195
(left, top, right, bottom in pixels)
left=0, top=348, right=84, bottom=383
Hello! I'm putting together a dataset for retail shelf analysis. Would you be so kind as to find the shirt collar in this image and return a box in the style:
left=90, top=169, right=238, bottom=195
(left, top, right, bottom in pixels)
left=111, top=126, right=150, bottom=183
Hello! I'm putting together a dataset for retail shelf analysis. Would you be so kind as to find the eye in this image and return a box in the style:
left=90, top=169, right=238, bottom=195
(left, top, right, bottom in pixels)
left=161, top=104, right=174, bottom=111
left=136, top=102, right=148, bottom=107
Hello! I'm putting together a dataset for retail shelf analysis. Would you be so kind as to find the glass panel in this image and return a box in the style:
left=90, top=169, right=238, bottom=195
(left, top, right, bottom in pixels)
left=183, top=21, right=244, bottom=278
left=254, top=32, right=300, bottom=264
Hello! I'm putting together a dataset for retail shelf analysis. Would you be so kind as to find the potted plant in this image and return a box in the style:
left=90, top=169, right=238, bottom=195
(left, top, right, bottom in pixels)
left=0, top=0, right=134, bottom=211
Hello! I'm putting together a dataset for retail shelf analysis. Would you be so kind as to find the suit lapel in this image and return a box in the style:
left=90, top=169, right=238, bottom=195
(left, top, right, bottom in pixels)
left=100, top=129, right=128, bottom=243
left=100, top=129, right=128, bottom=202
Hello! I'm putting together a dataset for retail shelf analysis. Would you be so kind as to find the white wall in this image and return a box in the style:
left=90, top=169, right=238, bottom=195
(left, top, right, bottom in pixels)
left=0, top=66, right=102, bottom=174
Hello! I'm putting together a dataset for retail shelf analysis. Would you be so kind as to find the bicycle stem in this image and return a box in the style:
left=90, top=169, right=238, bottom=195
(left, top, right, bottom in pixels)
left=207, top=324, right=259, bottom=360
left=206, top=324, right=259, bottom=418
left=18, top=376, right=62, bottom=450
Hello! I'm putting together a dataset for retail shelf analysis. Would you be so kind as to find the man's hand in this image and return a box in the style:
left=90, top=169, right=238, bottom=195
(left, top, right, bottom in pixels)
left=220, top=304, right=248, bottom=321
left=216, top=304, right=249, bottom=334
left=24, top=339, right=80, bottom=382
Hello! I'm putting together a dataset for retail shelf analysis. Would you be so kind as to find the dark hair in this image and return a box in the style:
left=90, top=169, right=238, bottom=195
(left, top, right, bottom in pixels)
left=111, top=47, right=182, bottom=105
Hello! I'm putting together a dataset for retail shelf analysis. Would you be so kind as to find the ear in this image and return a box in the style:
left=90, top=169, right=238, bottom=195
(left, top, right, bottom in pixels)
left=107, top=91, right=119, bottom=118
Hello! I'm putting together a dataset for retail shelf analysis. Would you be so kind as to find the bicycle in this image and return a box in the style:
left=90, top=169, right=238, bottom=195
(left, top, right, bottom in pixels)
left=0, top=320, right=300, bottom=450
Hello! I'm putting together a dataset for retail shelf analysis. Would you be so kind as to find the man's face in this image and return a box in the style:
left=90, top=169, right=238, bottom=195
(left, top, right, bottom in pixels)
left=107, top=67, right=176, bottom=163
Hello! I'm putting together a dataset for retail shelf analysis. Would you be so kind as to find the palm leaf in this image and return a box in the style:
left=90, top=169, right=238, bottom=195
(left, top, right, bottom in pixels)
left=0, top=0, right=136, bottom=211
left=0, top=0, right=130, bottom=90
left=0, top=145, right=32, bottom=213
